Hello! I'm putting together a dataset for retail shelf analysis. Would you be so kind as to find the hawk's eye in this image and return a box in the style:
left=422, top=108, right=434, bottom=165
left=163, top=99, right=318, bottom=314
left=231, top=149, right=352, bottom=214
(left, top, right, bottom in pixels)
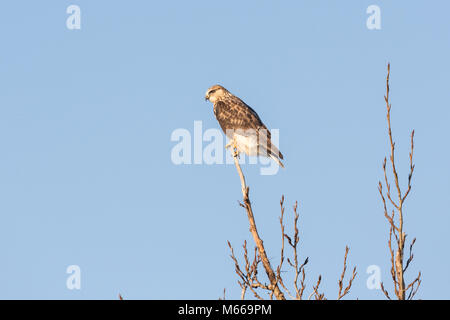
left=209, top=89, right=216, bottom=95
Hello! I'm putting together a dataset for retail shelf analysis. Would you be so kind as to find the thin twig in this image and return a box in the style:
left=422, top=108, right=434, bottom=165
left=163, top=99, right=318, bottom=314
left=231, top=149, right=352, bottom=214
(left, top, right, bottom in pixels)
left=337, top=246, right=357, bottom=300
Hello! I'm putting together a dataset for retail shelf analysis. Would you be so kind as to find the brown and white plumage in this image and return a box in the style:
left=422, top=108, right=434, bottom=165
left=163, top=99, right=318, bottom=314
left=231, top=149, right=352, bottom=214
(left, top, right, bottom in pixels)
left=205, top=85, right=284, bottom=168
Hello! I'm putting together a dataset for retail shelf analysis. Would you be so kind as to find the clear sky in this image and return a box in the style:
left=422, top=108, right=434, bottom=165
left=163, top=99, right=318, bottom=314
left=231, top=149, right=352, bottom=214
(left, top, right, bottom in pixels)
left=0, top=1, right=449, bottom=299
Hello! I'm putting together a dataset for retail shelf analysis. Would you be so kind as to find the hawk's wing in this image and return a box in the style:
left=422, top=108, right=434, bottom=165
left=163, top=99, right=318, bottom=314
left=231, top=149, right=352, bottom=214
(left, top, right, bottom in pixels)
left=213, top=99, right=264, bottom=135
left=213, top=98, right=283, bottom=161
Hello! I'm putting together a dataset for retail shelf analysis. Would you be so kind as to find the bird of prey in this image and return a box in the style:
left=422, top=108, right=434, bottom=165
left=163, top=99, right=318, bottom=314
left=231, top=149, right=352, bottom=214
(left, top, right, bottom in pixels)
left=205, top=85, right=284, bottom=168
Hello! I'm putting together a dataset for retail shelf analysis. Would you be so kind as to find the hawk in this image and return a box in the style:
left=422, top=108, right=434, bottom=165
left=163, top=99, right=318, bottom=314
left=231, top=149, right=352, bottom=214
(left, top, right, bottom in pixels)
left=205, top=85, right=284, bottom=168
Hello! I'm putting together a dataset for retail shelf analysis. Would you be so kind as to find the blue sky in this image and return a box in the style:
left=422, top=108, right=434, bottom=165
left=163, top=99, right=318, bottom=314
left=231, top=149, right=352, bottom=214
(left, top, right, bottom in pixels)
left=0, top=1, right=449, bottom=299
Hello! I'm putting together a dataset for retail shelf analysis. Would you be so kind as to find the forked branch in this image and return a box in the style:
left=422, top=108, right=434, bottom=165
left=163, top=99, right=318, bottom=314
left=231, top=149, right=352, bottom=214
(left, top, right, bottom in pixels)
left=228, top=151, right=356, bottom=300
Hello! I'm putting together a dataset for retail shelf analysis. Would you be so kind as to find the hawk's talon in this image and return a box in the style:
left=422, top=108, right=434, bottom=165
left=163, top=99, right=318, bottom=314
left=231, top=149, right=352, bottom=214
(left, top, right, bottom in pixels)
left=226, top=140, right=239, bottom=158
left=233, top=147, right=240, bottom=158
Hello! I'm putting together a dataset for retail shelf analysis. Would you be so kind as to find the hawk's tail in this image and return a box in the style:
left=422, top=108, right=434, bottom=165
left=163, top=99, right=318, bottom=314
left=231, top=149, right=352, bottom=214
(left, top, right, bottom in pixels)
left=257, top=131, right=284, bottom=168
left=270, top=153, right=285, bottom=168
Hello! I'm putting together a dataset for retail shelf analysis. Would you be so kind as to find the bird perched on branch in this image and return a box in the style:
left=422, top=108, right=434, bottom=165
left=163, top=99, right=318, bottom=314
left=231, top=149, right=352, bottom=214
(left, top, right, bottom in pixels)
left=205, top=85, right=284, bottom=168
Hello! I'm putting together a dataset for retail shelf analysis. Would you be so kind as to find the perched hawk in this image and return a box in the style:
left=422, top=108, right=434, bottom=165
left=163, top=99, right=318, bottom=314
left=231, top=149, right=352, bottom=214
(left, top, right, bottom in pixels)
left=205, top=85, right=284, bottom=168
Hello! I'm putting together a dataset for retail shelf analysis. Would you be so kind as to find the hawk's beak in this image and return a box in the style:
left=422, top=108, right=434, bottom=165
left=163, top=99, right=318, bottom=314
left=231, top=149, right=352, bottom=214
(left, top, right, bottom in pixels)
left=205, top=95, right=209, bottom=101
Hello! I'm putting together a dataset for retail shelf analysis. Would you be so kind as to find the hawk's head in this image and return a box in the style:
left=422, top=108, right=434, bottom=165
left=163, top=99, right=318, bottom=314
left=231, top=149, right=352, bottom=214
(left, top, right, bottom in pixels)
left=205, top=85, right=228, bottom=103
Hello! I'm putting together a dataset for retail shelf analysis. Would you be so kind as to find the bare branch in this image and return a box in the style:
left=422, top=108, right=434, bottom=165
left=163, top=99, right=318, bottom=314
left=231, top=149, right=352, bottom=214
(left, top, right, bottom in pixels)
left=231, top=150, right=286, bottom=300
left=378, top=63, right=420, bottom=300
